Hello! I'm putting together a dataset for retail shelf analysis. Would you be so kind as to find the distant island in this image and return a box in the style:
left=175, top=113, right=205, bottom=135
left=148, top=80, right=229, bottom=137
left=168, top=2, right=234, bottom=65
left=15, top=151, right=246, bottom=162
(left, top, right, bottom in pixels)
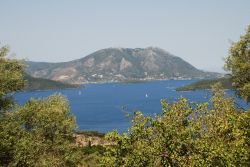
left=24, top=73, right=79, bottom=91
left=176, top=77, right=232, bottom=91
left=26, top=47, right=220, bottom=84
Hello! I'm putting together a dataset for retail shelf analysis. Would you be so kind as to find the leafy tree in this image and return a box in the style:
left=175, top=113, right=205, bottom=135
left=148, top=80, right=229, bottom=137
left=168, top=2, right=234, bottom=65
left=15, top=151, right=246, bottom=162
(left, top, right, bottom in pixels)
left=225, top=25, right=250, bottom=102
left=101, top=84, right=250, bottom=166
left=0, top=45, right=26, bottom=165
left=0, top=95, right=82, bottom=166
left=0, top=45, right=25, bottom=112
left=19, top=95, right=81, bottom=166
left=0, top=46, right=82, bottom=166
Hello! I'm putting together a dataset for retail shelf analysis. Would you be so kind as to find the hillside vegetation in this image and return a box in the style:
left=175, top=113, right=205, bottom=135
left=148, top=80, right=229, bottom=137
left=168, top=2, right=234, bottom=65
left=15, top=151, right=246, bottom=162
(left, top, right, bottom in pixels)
left=176, top=77, right=232, bottom=91
left=24, top=73, right=79, bottom=91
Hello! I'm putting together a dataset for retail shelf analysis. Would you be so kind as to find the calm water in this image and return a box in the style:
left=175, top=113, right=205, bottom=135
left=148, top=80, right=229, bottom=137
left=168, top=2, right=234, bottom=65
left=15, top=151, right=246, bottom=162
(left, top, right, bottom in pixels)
left=14, top=80, right=249, bottom=133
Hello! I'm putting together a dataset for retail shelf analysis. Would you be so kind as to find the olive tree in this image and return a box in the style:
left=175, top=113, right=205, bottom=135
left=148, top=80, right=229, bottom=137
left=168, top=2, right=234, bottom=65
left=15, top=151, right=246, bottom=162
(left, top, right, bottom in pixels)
left=225, top=25, right=250, bottom=102
left=0, top=46, right=25, bottom=112
left=101, top=84, right=250, bottom=166
left=12, top=95, right=81, bottom=166
left=0, top=46, right=81, bottom=166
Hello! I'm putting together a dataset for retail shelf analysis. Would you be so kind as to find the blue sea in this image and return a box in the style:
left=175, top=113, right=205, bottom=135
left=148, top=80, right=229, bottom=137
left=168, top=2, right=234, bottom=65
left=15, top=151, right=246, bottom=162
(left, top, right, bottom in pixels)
left=14, top=80, right=249, bottom=133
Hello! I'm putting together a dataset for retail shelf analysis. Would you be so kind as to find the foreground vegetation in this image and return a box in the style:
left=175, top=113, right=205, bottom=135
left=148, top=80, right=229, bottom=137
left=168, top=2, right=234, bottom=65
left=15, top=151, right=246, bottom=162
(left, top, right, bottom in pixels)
left=176, top=77, right=232, bottom=91
left=225, top=25, right=250, bottom=102
left=0, top=25, right=249, bottom=166
left=0, top=46, right=82, bottom=166
left=99, top=25, right=250, bottom=167
left=101, top=84, right=250, bottom=166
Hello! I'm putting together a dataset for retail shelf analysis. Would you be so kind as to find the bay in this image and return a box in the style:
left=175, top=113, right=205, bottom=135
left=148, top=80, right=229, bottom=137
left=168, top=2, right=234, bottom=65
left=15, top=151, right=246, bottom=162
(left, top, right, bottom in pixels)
left=14, top=80, right=248, bottom=133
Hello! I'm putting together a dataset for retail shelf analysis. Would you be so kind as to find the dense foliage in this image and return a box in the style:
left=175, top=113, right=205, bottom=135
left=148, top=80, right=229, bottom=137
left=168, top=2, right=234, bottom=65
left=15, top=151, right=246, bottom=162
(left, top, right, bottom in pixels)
left=225, top=25, right=250, bottom=102
left=0, top=95, right=82, bottom=166
left=0, top=46, right=25, bottom=112
left=101, top=84, right=250, bottom=166
left=0, top=46, right=81, bottom=166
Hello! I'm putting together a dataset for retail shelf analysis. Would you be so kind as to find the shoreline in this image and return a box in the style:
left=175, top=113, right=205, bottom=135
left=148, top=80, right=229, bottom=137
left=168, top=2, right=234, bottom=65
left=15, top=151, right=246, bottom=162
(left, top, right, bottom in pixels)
left=15, top=77, right=209, bottom=93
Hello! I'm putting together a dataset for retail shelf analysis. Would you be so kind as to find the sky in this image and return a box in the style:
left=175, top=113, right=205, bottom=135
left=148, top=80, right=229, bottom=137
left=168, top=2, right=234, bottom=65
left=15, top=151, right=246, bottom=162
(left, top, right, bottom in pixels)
left=0, top=0, right=249, bottom=72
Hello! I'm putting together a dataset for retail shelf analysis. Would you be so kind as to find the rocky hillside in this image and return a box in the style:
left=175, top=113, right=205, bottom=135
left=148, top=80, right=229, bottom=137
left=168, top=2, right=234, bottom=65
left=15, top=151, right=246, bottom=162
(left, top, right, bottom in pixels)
left=26, top=47, right=219, bottom=84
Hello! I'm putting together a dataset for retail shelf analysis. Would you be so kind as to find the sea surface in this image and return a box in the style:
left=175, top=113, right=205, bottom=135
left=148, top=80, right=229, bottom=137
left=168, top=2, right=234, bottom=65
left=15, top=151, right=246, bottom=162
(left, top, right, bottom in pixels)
left=14, top=80, right=249, bottom=133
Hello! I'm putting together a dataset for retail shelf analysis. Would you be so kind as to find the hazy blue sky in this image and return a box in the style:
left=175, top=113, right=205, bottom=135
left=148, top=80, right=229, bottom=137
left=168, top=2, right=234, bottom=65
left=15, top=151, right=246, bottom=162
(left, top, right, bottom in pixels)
left=0, top=0, right=249, bottom=72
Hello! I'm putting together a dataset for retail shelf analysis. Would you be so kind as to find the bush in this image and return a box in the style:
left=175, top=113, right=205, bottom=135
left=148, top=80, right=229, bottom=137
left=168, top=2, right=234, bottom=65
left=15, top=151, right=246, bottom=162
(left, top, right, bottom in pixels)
left=101, top=84, right=250, bottom=166
left=0, top=95, right=82, bottom=166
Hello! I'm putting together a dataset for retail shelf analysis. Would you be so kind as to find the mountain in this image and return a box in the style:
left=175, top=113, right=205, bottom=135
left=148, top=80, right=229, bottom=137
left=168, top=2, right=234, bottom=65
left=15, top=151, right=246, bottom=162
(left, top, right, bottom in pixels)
left=176, top=77, right=232, bottom=91
left=26, top=47, right=220, bottom=84
left=24, top=73, right=79, bottom=91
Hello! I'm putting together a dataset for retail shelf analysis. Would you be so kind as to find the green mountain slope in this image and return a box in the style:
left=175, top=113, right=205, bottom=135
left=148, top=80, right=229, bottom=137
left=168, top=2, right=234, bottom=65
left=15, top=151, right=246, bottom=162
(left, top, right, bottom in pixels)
left=26, top=47, right=220, bottom=84
left=176, top=77, right=232, bottom=91
left=24, top=73, right=79, bottom=91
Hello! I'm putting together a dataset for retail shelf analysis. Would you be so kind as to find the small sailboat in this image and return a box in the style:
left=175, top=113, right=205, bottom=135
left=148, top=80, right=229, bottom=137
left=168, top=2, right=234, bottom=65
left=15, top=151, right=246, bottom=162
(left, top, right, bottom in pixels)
left=145, top=93, right=148, bottom=98
left=78, top=90, right=82, bottom=95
